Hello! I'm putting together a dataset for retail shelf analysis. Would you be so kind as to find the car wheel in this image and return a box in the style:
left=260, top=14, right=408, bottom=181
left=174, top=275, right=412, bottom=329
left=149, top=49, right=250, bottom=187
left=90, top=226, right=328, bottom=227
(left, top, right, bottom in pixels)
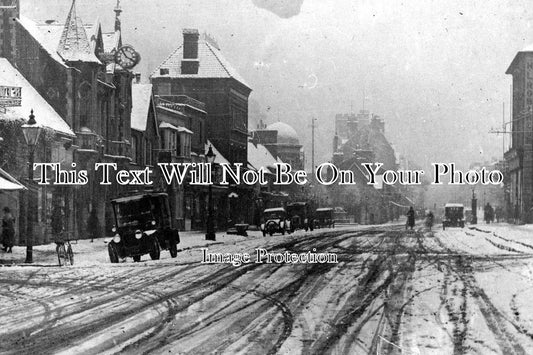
left=108, top=242, right=119, bottom=263
left=150, top=238, right=161, bottom=260
left=133, top=255, right=141, bottom=262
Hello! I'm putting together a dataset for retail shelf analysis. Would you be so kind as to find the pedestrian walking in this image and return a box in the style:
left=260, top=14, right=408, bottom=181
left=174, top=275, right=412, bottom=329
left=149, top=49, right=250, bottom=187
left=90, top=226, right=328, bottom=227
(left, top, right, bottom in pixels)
left=2, top=207, right=15, bottom=253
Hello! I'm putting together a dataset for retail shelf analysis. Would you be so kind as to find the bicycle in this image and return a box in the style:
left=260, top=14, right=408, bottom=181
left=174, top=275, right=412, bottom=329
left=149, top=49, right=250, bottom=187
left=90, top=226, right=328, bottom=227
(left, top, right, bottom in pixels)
left=55, top=230, right=74, bottom=266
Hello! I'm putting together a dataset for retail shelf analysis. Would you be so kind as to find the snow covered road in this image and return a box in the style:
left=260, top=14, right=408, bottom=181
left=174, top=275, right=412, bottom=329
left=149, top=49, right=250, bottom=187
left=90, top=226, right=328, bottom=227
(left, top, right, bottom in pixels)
left=1, top=224, right=533, bottom=354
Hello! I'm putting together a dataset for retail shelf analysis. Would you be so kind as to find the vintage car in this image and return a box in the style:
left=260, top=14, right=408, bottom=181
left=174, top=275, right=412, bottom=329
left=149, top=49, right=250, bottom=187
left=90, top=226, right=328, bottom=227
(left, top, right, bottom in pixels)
left=260, top=207, right=291, bottom=236
left=108, top=192, right=180, bottom=262
left=314, top=207, right=334, bottom=228
left=286, top=202, right=314, bottom=232
left=442, top=203, right=465, bottom=230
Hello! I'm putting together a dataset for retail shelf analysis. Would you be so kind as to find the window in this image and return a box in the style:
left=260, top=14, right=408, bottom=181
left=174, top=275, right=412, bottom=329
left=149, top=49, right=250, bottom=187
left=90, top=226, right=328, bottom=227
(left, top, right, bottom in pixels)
left=160, top=68, right=169, bottom=75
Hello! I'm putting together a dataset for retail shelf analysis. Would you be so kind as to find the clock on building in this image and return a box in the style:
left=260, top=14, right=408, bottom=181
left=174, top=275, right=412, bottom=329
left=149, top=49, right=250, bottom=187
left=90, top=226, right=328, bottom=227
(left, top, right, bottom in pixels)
left=114, top=45, right=141, bottom=69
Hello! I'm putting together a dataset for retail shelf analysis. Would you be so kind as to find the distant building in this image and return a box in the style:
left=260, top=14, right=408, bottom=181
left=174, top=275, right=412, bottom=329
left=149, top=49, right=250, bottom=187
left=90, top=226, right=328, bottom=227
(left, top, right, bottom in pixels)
left=504, top=45, right=533, bottom=223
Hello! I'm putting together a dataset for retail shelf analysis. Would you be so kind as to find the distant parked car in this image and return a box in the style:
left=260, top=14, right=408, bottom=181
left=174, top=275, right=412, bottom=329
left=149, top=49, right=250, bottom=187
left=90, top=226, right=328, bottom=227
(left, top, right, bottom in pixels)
left=442, top=203, right=465, bottom=230
left=315, top=208, right=334, bottom=228
left=261, top=207, right=291, bottom=236
left=286, top=202, right=314, bottom=232
left=108, top=192, right=180, bottom=263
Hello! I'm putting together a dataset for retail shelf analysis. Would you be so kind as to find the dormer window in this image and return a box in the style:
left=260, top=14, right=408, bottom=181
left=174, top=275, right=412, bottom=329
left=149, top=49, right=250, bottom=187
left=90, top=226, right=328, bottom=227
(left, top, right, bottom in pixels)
left=160, top=68, right=169, bottom=75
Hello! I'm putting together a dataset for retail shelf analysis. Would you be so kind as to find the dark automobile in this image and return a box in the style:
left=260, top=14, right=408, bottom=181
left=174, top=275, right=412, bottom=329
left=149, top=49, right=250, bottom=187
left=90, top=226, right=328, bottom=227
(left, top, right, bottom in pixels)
left=315, top=207, right=334, bottom=228
left=260, top=207, right=291, bottom=236
left=286, top=202, right=314, bottom=232
left=442, top=203, right=465, bottom=230
left=108, top=193, right=180, bottom=262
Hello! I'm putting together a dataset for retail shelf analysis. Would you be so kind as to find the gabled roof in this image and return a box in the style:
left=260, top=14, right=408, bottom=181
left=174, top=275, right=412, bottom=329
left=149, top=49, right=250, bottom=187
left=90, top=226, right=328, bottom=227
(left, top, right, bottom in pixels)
left=0, top=58, right=74, bottom=136
left=151, top=34, right=250, bottom=90
left=57, top=0, right=100, bottom=63
left=131, top=84, right=153, bottom=132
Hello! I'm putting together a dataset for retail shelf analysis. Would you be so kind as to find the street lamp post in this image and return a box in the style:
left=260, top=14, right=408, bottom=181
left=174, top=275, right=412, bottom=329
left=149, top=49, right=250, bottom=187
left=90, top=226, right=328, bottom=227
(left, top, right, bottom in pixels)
left=471, top=188, right=477, bottom=225
left=21, top=110, right=42, bottom=264
left=205, top=145, right=216, bottom=241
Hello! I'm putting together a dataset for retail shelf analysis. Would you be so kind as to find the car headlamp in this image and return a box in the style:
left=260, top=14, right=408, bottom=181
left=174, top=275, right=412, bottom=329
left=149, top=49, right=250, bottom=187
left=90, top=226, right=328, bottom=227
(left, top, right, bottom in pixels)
left=151, top=220, right=156, bottom=226
left=113, top=234, right=121, bottom=243
left=112, top=226, right=117, bottom=233
left=135, top=230, right=142, bottom=239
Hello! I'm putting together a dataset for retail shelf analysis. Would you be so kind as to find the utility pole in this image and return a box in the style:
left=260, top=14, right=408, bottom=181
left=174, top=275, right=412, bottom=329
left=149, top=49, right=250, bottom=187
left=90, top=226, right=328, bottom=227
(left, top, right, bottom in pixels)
left=310, top=117, right=317, bottom=171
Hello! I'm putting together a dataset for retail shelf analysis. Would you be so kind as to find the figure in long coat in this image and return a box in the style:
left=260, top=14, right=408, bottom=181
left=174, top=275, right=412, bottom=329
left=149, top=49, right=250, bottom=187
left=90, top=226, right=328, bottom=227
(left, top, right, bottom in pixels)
left=2, top=207, right=15, bottom=253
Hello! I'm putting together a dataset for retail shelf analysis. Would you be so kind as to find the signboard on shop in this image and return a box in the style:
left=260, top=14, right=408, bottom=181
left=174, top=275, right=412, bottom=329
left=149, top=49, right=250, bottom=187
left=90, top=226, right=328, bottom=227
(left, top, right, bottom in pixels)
left=0, top=86, right=21, bottom=107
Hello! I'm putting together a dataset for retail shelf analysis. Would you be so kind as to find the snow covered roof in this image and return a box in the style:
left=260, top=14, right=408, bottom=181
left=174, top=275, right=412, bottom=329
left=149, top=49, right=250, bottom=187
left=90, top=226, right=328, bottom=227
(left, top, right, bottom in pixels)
left=158, top=122, right=193, bottom=134
left=0, top=59, right=74, bottom=136
left=205, top=140, right=230, bottom=165
left=131, top=84, right=152, bottom=132
left=17, top=17, right=68, bottom=68
left=151, top=34, right=250, bottom=90
left=57, top=0, right=100, bottom=63
left=445, top=203, right=464, bottom=208
left=248, top=142, right=278, bottom=171
left=0, top=168, right=25, bottom=190
left=266, top=121, right=300, bottom=145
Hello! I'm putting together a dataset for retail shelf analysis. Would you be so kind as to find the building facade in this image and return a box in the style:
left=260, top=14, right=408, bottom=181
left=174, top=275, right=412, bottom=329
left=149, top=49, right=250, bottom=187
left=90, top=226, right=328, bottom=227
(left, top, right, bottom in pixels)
left=504, top=46, right=533, bottom=223
left=0, top=0, right=140, bottom=240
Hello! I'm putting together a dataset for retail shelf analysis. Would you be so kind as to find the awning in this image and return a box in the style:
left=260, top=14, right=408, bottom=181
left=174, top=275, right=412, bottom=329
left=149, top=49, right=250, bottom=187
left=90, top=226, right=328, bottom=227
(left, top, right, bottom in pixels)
left=0, top=168, right=25, bottom=190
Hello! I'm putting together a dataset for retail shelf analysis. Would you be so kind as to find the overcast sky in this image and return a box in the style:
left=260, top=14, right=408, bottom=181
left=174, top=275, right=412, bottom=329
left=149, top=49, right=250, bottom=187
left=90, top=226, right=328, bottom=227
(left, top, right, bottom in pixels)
left=23, top=0, right=533, bottom=170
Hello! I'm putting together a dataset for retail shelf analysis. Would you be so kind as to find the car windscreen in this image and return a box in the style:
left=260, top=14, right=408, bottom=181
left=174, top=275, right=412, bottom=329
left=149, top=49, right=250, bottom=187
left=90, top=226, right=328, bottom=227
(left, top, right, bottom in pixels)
left=264, top=212, right=285, bottom=219
left=115, top=199, right=152, bottom=226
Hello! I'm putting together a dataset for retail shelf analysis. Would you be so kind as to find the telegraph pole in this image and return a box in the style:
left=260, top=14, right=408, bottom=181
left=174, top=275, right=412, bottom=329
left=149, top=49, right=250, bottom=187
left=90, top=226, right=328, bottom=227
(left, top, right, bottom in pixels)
left=310, top=117, right=317, bottom=171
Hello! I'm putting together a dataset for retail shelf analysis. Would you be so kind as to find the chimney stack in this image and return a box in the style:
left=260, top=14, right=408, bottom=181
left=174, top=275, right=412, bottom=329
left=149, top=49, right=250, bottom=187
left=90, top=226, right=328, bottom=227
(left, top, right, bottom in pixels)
left=181, top=28, right=200, bottom=74
left=183, top=28, right=199, bottom=59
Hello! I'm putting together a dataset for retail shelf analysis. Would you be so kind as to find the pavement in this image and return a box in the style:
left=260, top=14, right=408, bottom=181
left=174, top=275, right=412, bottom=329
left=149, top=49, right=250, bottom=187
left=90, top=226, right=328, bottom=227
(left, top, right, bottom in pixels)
left=0, top=228, right=267, bottom=267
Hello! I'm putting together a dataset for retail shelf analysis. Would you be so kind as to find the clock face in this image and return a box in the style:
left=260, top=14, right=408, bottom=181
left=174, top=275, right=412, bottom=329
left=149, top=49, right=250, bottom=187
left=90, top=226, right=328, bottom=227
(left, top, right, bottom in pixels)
left=114, top=45, right=141, bottom=69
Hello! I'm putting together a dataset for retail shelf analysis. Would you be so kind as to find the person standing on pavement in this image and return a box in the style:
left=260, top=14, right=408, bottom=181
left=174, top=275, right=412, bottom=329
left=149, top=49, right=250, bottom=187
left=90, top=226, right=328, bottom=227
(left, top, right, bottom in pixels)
left=2, top=207, right=15, bottom=253
left=406, top=207, right=415, bottom=230
left=87, top=208, right=100, bottom=242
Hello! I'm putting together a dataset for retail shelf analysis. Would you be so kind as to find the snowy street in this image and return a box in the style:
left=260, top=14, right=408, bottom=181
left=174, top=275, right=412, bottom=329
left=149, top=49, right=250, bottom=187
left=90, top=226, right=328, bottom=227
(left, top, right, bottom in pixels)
left=2, top=224, right=533, bottom=354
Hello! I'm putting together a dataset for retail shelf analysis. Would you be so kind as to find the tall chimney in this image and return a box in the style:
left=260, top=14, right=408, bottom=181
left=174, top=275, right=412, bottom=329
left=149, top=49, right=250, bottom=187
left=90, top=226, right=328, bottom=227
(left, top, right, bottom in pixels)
left=181, top=28, right=200, bottom=74
left=182, top=28, right=199, bottom=59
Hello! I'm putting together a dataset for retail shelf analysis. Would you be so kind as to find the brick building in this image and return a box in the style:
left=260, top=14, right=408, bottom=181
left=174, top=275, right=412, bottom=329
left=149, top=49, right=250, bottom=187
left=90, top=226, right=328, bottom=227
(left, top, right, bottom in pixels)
left=504, top=45, right=533, bottom=223
left=151, top=29, right=252, bottom=165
